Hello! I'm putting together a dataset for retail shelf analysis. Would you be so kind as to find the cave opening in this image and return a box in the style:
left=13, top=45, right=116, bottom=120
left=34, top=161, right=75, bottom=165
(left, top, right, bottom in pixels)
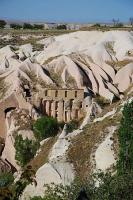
left=4, top=107, right=16, bottom=118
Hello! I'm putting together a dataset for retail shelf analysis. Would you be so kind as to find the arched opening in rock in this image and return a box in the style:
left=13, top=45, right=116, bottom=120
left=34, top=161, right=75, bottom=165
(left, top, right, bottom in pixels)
left=4, top=107, right=16, bottom=118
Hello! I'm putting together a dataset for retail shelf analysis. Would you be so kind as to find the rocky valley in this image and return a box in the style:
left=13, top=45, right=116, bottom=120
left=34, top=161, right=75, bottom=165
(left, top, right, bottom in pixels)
left=0, top=30, right=133, bottom=200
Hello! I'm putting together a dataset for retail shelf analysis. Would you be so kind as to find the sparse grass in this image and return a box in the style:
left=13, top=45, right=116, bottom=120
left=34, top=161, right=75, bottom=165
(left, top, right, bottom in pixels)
left=0, top=29, right=75, bottom=36
left=97, top=99, right=121, bottom=118
left=65, top=74, right=77, bottom=88
left=28, top=136, right=57, bottom=172
left=80, top=26, right=133, bottom=31
left=11, top=109, right=33, bottom=132
left=115, top=59, right=133, bottom=69
left=43, top=55, right=61, bottom=65
left=48, top=69, right=63, bottom=87
left=0, top=78, right=8, bottom=99
left=106, top=59, right=133, bottom=70
left=0, top=29, right=75, bottom=49
left=124, top=84, right=133, bottom=97
left=112, top=128, right=119, bottom=161
left=95, top=95, right=110, bottom=108
left=67, top=112, right=121, bottom=180
left=105, top=42, right=116, bottom=55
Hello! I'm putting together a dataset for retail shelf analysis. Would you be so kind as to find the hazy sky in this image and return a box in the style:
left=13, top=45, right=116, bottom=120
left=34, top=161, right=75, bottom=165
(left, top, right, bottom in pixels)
left=0, top=0, right=132, bottom=22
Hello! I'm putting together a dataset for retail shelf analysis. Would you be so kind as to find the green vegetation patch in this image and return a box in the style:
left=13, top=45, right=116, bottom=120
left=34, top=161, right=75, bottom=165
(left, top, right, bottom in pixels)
left=117, top=100, right=133, bottom=174
left=15, top=135, right=39, bottom=167
left=33, top=116, right=60, bottom=141
left=28, top=137, right=57, bottom=172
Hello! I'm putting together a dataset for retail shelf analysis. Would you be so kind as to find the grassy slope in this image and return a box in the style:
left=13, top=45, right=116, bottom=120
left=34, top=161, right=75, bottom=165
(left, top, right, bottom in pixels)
left=67, top=101, right=122, bottom=180
left=28, top=137, right=57, bottom=172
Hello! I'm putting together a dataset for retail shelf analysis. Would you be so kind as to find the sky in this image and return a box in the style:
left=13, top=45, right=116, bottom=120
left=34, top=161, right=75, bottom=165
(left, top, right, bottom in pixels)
left=0, top=0, right=132, bottom=23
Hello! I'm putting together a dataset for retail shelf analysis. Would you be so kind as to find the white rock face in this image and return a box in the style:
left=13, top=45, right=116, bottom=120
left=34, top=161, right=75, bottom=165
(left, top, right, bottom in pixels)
left=0, top=31, right=133, bottom=101
left=95, top=126, right=117, bottom=171
left=2, top=114, right=20, bottom=170
left=22, top=125, right=75, bottom=199
left=0, top=31, right=133, bottom=199
left=22, top=105, right=101, bottom=199
left=37, top=31, right=133, bottom=64
left=36, top=31, right=133, bottom=100
left=17, top=44, right=33, bottom=59
left=114, top=63, right=133, bottom=92
left=0, top=45, right=16, bottom=61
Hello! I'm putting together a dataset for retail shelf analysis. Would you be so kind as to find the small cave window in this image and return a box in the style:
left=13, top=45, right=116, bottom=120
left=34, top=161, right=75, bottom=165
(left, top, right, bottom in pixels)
left=45, top=90, right=48, bottom=96
left=23, top=86, right=31, bottom=97
left=55, top=101, right=58, bottom=110
left=55, top=111, right=58, bottom=118
left=65, top=91, right=67, bottom=98
left=55, top=90, right=58, bottom=97
left=75, top=91, right=77, bottom=98
left=4, top=107, right=16, bottom=118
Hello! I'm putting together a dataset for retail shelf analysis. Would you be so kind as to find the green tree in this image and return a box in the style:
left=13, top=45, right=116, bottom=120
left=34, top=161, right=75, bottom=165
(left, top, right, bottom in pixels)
left=13, top=166, right=36, bottom=200
left=0, top=20, right=6, bottom=28
left=0, top=173, right=14, bottom=200
left=33, top=116, right=59, bottom=141
left=0, top=173, right=14, bottom=188
left=14, top=135, right=39, bottom=166
left=57, top=24, right=67, bottom=30
left=23, top=23, right=34, bottom=29
left=66, top=120, right=79, bottom=134
left=33, top=24, right=44, bottom=29
left=10, top=23, right=22, bottom=29
left=117, top=101, right=133, bottom=174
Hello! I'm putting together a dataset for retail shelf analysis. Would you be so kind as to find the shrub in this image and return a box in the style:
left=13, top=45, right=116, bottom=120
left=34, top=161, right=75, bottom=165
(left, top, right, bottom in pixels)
left=0, top=173, right=14, bottom=188
left=33, top=116, right=59, bottom=141
left=14, top=135, right=39, bottom=166
left=30, top=197, right=43, bottom=200
left=117, top=100, right=133, bottom=174
left=95, top=95, right=110, bottom=108
left=66, top=120, right=79, bottom=134
left=57, top=24, right=67, bottom=30
left=0, top=20, right=6, bottom=28
left=23, top=23, right=34, bottom=29
left=33, top=24, right=44, bottom=29
left=93, top=23, right=101, bottom=27
left=10, top=23, right=22, bottom=29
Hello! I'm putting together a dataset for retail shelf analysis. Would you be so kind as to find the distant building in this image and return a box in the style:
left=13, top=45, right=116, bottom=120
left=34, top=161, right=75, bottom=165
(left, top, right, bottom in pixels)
left=66, top=24, right=81, bottom=30
left=44, top=23, right=49, bottom=30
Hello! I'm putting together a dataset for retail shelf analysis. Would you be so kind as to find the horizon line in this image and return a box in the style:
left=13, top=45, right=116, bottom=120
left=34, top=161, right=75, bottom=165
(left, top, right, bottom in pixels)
left=0, top=17, right=130, bottom=24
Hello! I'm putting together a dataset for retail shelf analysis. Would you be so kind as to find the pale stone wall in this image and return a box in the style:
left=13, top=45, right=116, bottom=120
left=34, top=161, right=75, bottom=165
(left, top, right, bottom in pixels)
left=40, top=89, right=84, bottom=100
left=39, top=89, right=84, bottom=122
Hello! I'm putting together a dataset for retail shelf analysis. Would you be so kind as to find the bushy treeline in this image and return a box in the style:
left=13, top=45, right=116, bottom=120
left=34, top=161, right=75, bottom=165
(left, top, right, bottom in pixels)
left=0, top=20, right=6, bottom=28
left=14, top=116, right=62, bottom=167
left=117, top=100, right=133, bottom=174
left=10, top=23, right=44, bottom=30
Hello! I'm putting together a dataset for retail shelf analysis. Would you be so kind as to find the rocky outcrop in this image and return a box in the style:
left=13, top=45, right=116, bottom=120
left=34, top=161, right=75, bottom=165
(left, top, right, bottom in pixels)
left=114, top=63, right=133, bottom=92
left=0, top=31, right=132, bottom=199
left=0, top=94, right=19, bottom=138
left=0, top=31, right=133, bottom=103
left=22, top=125, right=75, bottom=199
